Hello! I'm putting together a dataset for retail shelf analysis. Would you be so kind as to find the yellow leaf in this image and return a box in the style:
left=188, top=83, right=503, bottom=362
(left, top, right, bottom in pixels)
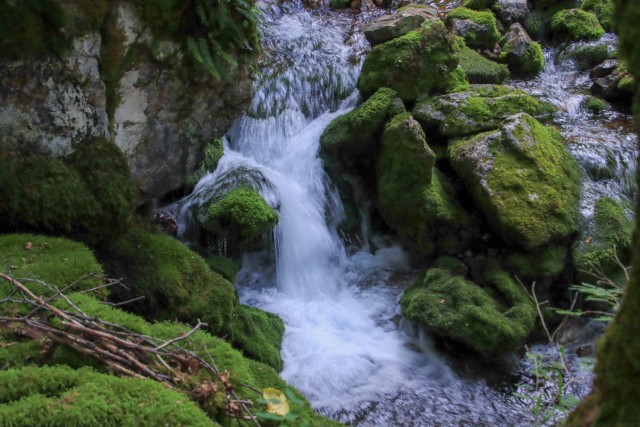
left=262, top=387, right=289, bottom=416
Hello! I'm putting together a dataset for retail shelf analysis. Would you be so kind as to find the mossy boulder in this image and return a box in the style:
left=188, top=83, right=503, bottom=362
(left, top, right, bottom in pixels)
left=582, top=95, right=609, bottom=114
left=581, top=0, right=614, bottom=31
left=98, top=228, right=238, bottom=337
left=412, top=85, right=556, bottom=139
left=232, top=305, right=285, bottom=372
left=573, top=197, right=634, bottom=281
left=0, top=234, right=106, bottom=300
left=0, top=138, right=136, bottom=243
left=200, top=187, right=278, bottom=248
left=400, top=267, right=536, bottom=354
left=456, top=40, right=510, bottom=84
left=187, top=138, right=225, bottom=188
left=448, top=113, right=581, bottom=250
left=0, top=366, right=214, bottom=427
left=445, top=8, right=501, bottom=50
left=320, top=87, right=397, bottom=182
left=500, top=23, right=545, bottom=77
left=204, top=255, right=240, bottom=283
left=551, top=9, right=605, bottom=41
left=504, top=245, right=568, bottom=281
left=357, top=20, right=460, bottom=102
left=562, top=43, right=610, bottom=71
left=377, top=113, right=473, bottom=257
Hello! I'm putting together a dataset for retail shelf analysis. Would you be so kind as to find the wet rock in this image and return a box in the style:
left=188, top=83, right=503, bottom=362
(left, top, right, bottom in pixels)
left=590, top=59, right=618, bottom=78
left=448, top=113, right=581, bottom=250
left=561, top=43, right=610, bottom=71
left=446, top=7, right=501, bottom=50
left=590, top=68, right=635, bottom=102
left=364, top=6, right=438, bottom=45
left=500, top=23, right=544, bottom=76
left=457, top=41, right=510, bottom=84
left=494, top=0, right=528, bottom=25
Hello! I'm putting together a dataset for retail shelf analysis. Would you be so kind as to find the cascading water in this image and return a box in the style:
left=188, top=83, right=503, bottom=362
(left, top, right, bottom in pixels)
left=170, top=2, right=636, bottom=425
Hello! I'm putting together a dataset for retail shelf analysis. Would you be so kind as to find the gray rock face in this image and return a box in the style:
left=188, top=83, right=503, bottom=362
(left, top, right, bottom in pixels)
left=590, top=69, right=632, bottom=101
left=364, top=6, right=438, bottom=45
left=590, top=59, right=618, bottom=79
left=494, top=0, right=528, bottom=25
left=0, top=34, right=109, bottom=157
left=0, top=3, right=252, bottom=198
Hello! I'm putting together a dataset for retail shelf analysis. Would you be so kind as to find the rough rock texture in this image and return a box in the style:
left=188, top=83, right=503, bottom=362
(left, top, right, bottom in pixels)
left=364, top=6, right=438, bottom=45
left=445, top=7, right=501, bottom=50
left=412, top=85, right=555, bottom=139
left=590, top=67, right=635, bottom=102
left=590, top=59, right=619, bottom=78
left=377, top=113, right=473, bottom=257
left=0, top=34, right=108, bottom=157
left=494, top=0, right=528, bottom=25
left=456, top=40, right=510, bottom=84
left=358, top=20, right=461, bottom=102
left=500, top=23, right=545, bottom=76
left=448, top=113, right=581, bottom=250
left=0, top=2, right=253, bottom=199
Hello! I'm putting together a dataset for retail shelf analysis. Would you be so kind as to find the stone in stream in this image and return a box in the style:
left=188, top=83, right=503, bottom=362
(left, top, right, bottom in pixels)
left=494, top=0, right=528, bottom=25
left=500, top=23, right=545, bottom=76
left=364, top=5, right=439, bottom=45
left=445, top=7, right=501, bottom=50
left=448, top=113, right=581, bottom=251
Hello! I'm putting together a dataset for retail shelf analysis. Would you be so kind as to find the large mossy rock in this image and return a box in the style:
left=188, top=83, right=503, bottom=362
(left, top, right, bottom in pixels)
left=500, top=23, right=545, bottom=77
left=551, top=9, right=605, bottom=41
left=448, top=113, right=581, bottom=250
left=233, top=305, right=285, bottom=372
left=357, top=20, right=461, bottom=102
left=573, top=197, right=634, bottom=281
left=456, top=40, right=510, bottom=84
left=0, top=234, right=106, bottom=300
left=412, top=85, right=555, bottom=139
left=377, top=113, right=472, bottom=257
left=98, top=228, right=238, bottom=337
left=320, top=87, right=397, bottom=180
left=580, top=0, right=614, bottom=31
left=400, top=267, right=536, bottom=354
left=445, top=7, right=501, bottom=50
left=0, top=138, right=136, bottom=244
left=0, top=366, right=214, bottom=427
left=364, top=5, right=439, bottom=45
left=200, top=187, right=278, bottom=248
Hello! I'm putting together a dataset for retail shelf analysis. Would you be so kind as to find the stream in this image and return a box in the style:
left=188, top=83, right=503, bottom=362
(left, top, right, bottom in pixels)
left=169, top=1, right=637, bottom=425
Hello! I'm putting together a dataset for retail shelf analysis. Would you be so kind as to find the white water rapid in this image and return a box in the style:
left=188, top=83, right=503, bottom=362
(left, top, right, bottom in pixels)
left=167, top=1, right=633, bottom=425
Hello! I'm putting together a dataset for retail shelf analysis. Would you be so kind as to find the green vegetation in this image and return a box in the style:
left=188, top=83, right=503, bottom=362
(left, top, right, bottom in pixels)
left=400, top=266, right=536, bottom=354
left=205, top=255, right=240, bottom=282
left=201, top=187, right=279, bottom=246
left=413, top=85, right=556, bottom=138
left=504, top=246, right=567, bottom=280
left=233, top=305, right=285, bottom=372
left=357, top=20, right=459, bottom=102
left=377, top=113, right=472, bottom=257
left=551, top=9, right=605, bottom=41
left=445, top=8, right=501, bottom=50
left=98, top=227, right=238, bottom=337
left=581, top=0, right=614, bottom=31
left=501, top=39, right=545, bottom=77
left=0, top=366, right=214, bottom=427
left=0, top=234, right=106, bottom=299
left=449, top=114, right=581, bottom=250
left=564, top=43, right=610, bottom=70
left=582, top=95, right=609, bottom=113
left=462, top=0, right=494, bottom=10
left=188, top=138, right=225, bottom=188
left=0, top=138, right=136, bottom=244
left=457, top=41, right=510, bottom=84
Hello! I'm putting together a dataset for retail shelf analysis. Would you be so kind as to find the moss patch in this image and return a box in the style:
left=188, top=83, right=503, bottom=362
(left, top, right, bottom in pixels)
left=563, top=43, right=610, bottom=70
left=501, top=39, right=545, bottom=77
left=504, top=245, right=568, bottom=281
left=400, top=266, right=536, bottom=354
left=457, top=41, right=510, bottom=84
left=187, top=138, right=225, bottom=188
left=448, top=113, right=581, bottom=250
left=357, top=20, right=459, bottom=102
left=551, top=9, right=605, bottom=41
left=581, top=0, right=614, bottom=31
left=445, top=7, right=501, bottom=50
left=232, top=305, right=284, bottom=372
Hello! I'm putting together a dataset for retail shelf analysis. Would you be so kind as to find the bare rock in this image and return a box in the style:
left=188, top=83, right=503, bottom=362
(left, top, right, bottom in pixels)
left=364, top=6, right=438, bottom=45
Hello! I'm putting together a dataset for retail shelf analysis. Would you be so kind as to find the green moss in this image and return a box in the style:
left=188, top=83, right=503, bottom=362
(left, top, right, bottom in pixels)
left=433, top=256, right=469, bottom=276
left=564, top=43, right=610, bottom=70
left=357, top=20, right=459, bottom=102
left=413, top=85, right=556, bottom=139
left=0, top=366, right=214, bottom=427
left=449, top=114, right=581, bottom=250
left=232, top=305, right=284, bottom=371
left=617, top=74, right=636, bottom=93
left=445, top=7, right=501, bottom=50
left=582, top=95, right=609, bottom=113
left=377, top=113, right=472, bottom=257
left=329, top=0, right=351, bottom=9
left=445, top=66, right=472, bottom=93
left=98, top=228, right=238, bottom=337
left=202, top=187, right=278, bottom=245
left=504, top=246, right=567, bottom=280
left=320, top=87, right=397, bottom=170
left=456, top=41, right=510, bottom=84
left=0, top=234, right=105, bottom=299
left=462, top=0, right=495, bottom=10
left=581, top=0, right=614, bottom=31
left=501, top=40, right=545, bottom=77
left=551, top=9, right=605, bottom=41
left=188, top=139, right=225, bottom=188
left=204, top=255, right=240, bottom=283
left=400, top=267, right=535, bottom=354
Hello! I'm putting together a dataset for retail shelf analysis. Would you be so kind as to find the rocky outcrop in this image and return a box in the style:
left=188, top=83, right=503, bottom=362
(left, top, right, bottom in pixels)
left=494, top=0, right=528, bottom=25
left=500, top=23, right=545, bottom=76
left=364, top=6, right=438, bottom=45
left=0, top=2, right=253, bottom=199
